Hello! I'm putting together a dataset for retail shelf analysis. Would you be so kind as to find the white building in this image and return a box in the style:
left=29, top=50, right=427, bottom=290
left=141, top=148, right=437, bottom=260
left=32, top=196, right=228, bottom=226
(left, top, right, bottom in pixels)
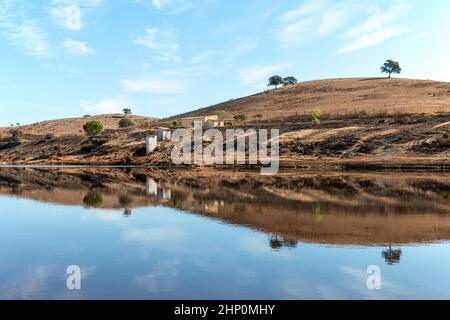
left=146, top=135, right=157, bottom=154
left=157, top=127, right=171, bottom=141
left=181, top=115, right=225, bottom=128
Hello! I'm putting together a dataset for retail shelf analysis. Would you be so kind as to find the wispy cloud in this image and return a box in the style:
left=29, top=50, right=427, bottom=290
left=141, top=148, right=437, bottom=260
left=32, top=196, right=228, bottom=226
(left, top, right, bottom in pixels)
left=136, top=0, right=192, bottom=13
left=338, top=1, right=410, bottom=53
left=0, top=1, right=49, bottom=56
left=81, top=98, right=127, bottom=114
left=276, top=0, right=351, bottom=45
left=48, top=0, right=104, bottom=30
left=50, top=4, right=81, bottom=30
left=122, top=76, right=187, bottom=94
left=279, top=0, right=327, bottom=22
left=238, top=62, right=292, bottom=86
left=132, top=28, right=180, bottom=62
left=62, top=38, right=96, bottom=55
left=338, top=27, right=406, bottom=54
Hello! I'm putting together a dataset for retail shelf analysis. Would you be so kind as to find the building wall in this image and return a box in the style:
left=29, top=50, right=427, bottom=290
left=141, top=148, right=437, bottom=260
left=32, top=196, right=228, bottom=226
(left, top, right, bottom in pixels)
left=146, top=135, right=157, bottom=154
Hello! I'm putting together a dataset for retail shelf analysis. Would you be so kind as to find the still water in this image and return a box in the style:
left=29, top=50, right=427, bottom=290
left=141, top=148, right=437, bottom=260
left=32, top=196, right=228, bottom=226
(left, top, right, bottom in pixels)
left=0, top=167, right=449, bottom=299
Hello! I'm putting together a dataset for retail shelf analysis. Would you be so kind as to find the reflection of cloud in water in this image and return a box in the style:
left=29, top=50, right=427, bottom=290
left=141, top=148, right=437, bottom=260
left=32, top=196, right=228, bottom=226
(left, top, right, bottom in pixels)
left=0, top=265, right=50, bottom=299
left=80, top=209, right=124, bottom=222
left=133, top=259, right=180, bottom=293
left=338, top=265, right=401, bottom=299
left=122, top=227, right=186, bottom=245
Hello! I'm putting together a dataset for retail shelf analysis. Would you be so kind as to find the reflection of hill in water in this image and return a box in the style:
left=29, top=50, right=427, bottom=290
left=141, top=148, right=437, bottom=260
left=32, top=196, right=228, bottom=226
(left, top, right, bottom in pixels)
left=1, top=167, right=450, bottom=246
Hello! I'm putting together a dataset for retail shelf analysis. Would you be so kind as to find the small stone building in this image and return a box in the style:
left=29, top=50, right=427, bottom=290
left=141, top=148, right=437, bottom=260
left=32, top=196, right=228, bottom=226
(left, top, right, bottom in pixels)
left=181, top=115, right=224, bottom=128
left=157, top=127, right=171, bottom=141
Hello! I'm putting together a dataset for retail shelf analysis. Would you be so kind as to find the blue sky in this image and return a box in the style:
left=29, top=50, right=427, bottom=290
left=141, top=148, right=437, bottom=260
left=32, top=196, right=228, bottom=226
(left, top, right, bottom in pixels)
left=1, top=0, right=449, bottom=126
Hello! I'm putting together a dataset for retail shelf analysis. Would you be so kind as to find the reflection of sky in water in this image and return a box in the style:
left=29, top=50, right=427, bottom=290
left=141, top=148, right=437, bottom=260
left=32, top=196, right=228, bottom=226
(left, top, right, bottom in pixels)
left=1, top=195, right=450, bottom=300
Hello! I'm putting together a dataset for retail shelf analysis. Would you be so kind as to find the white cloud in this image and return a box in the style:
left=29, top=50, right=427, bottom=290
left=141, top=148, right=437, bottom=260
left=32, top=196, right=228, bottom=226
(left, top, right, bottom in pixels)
left=50, top=4, right=81, bottom=30
left=188, top=50, right=212, bottom=64
left=122, top=77, right=187, bottom=94
left=132, top=28, right=180, bottom=62
left=123, top=227, right=186, bottom=244
left=137, top=0, right=191, bottom=13
left=276, top=0, right=350, bottom=45
left=81, top=98, right=127, bottom=114
left=317, top=11, right=347, bottom=35
left=0, top=1, right=49, bottom=56
left=238, top=62, right=292, bottom=86
left=278, top=17, right=317, bottom=44
left=62, top=38, right=96, bottom=55
left=413, top=28, right=440, bottom=39
left=338, top=27, right=406, bottom=53
left=279, top=0, right=326, bottom=22
left=338, top=1, right=410, bottom=53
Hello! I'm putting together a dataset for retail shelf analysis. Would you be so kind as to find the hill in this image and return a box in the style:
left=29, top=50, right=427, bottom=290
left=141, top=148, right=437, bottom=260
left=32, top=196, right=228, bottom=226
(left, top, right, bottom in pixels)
left=172, top=77, right=450, bottom=121
left=0, top=78, right=448, bottom=168
left=0, top=114, right=158, bottom=138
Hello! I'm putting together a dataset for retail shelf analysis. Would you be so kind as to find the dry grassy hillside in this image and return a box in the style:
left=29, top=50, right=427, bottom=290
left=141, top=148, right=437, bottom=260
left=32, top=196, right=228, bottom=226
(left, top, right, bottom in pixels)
left=0, top=114, right=157, bottom=138
left=173, top=78, right=450, bottom=121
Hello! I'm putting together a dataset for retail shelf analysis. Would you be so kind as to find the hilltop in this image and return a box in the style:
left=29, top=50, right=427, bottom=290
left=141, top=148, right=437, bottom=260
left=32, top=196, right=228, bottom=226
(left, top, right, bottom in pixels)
left=173, top=77, right=450, bottom=121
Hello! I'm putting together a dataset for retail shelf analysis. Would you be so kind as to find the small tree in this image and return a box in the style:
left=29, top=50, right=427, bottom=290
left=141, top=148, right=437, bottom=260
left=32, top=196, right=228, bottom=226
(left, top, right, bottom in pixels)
left=268, top=75, right=284, bottom=89
left=83, top=120, right=104, bottom=137
left=118, top=118, right=134, bottom=128
left=123, top=108, right=132, bottom=115
left=10, top=129, right=22, bottom=142
left=310, top=108, right=321, bottom=125
left=380, top=59, right=401, bottom=78
left=283, top=76, right=298, bottom=86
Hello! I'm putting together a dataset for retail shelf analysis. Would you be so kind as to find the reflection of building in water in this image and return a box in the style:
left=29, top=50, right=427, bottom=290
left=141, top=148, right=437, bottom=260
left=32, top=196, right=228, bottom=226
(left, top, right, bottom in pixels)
left=204, top=200, right=224, bottom=214
left=157, top=188, right=171, bottom=201
left=146, top=178, right=158, bottom=196
left=146, top=177, right=171, bottom=201
left=269, top=235, right=298, bottom=250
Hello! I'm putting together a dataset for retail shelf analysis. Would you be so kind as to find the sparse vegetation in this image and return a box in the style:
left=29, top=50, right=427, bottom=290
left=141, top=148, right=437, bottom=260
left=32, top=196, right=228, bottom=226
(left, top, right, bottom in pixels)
left=119, top=118, right=134, bottom=128
left=10, top=129, right=22, bottom=142
left=91, top=136, right=109, bottom=146
left=44, top=133, right=55, bottom=140
left=381, top=59, right=401, bottom=78
left=123, top=108, right=132, bottom=115
left=213, top=110, right=228, bottom=118
left=233, top=114, right=247, bottom=121
left=164, top=120, right=182, bottom=128
left=83, top=120, right=104, bottom=137
left=310, top=108, right=321, bottom=125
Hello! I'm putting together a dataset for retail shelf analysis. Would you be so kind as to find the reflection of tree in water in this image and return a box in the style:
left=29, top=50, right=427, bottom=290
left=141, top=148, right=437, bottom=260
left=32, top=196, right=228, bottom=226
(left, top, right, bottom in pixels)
left=83, top=191, right=104, bottom=208
left=382, top=244, right=402, bottom=265
left=269, top=235, right=298, bottom=250
left=311, top=203, right=322, bottom=223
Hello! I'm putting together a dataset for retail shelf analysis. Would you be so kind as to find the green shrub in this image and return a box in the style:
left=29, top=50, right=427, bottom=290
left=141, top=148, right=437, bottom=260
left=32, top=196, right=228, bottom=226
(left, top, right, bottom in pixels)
left=118, top=118, right=134, bottom=128
left=233, top=114, right=247, bottom=121
left=83, top=120, right=104, bottom=137
left=310, top=108, right=321, bottom=125
left=10, top=129, right=22, bottom=142
left=91, top=136, right=109, bottom=146
left=83, top=192, right=104, bottom=208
